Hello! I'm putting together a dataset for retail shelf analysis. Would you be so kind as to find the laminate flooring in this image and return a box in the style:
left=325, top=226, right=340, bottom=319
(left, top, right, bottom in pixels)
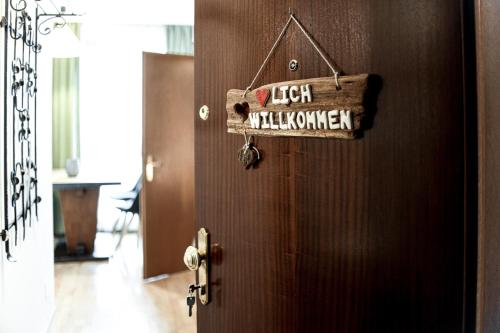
left=48, top=233, right=196, bottom=333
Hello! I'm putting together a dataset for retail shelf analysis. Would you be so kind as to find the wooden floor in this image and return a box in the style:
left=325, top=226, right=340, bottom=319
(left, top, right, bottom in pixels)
left=48, top=234, right=197, bottom=333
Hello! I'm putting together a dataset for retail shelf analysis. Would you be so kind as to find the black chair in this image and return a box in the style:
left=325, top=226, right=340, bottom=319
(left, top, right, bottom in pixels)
left=112, top=177, right=142, bottom=249
left=111, top=177, right=142, bottom=201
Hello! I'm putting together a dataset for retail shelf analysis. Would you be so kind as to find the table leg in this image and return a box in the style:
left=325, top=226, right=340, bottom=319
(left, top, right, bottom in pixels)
left=59, top=188, right=99, bottom=254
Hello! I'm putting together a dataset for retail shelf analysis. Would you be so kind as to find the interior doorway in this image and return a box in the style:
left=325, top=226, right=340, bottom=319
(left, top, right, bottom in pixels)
left=48, top=1, right=197, bottom=332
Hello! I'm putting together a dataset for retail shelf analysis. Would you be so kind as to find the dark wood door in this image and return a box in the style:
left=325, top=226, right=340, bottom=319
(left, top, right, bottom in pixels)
left=195, top=1, right=475, bottom=332
left=142, top=53, right=195, bottom=278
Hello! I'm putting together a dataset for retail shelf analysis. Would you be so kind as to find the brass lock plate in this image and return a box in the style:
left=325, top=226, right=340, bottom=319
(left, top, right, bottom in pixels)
left=198, top=228, right=210, bottom=305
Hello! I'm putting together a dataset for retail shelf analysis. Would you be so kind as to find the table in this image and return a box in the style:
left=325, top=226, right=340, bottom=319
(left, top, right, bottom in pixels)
left=52, top=169, right=120, bottom=258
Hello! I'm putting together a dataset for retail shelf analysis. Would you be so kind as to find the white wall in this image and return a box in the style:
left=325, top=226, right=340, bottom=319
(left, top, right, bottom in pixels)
left=79, top=24, right=167, bottom=182
left=0, top=0, right=55, bottom=331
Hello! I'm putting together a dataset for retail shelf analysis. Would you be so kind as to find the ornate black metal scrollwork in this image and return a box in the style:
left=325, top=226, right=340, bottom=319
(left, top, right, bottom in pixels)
left=2, top=0, right=77, bottom=260
left=2, top=0, right=42, bottom=261
left=37, top=14, right=65, bottom=35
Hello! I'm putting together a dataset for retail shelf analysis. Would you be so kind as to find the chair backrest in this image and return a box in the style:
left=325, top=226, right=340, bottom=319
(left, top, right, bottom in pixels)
left=132, top=176, right=142, bottom=194
left=129, top=188, right=140, bottom=214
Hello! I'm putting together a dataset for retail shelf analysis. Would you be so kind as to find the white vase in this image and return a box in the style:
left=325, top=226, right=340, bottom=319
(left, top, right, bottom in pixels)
left=65, top=158, right=80, bottom=177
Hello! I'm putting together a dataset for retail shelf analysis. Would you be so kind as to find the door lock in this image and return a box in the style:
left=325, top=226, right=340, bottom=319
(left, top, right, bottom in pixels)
left=184, top=245, right=201, bottom=271
left=184, top=228, right=210, bottom=305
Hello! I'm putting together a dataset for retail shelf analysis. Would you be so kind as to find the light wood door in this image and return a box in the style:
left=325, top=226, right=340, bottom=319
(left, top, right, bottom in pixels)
left=142, top=53, right=195, bottom=278
left=195, top=0, right=476, bottom=332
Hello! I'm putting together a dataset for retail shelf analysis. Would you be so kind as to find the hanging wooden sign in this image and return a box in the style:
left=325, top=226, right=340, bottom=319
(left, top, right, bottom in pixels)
left=225, top=14, right=373, bottom=142
left=226, top=73, right=369, bottom=139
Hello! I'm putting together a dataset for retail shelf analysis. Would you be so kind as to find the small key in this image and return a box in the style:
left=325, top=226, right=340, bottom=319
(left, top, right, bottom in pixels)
left=189, top=284, right=201, bottom=293
left=187, top=295, right=196, bottom=317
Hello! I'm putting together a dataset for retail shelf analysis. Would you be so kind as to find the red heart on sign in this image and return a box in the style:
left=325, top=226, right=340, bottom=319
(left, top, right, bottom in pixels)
left=255, top=89, right=270, bottom=107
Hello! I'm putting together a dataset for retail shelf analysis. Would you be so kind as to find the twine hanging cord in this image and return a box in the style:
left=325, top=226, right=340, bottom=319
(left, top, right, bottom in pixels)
left=242, top=14, right=342, bottom=97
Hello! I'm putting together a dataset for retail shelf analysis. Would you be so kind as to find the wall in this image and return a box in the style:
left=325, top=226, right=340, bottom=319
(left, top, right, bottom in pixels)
left=79, top=24, right=167, bottom=184
left=80, top=0, right=194, bottom=25
left=0, top=0, right=55, bottom=331
left=476, top=0, right=500, bottom=332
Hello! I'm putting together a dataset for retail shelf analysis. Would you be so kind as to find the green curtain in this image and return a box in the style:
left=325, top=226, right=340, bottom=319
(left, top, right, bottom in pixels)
left=52, top=23, right=80, bottom=169
left=166, top=25, right=193, bottom=55
left=52, top=24, right=80, bottom=236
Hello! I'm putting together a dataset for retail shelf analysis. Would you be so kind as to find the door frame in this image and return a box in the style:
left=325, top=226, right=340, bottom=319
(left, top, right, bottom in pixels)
left=475, top=0, right=500, bottom=331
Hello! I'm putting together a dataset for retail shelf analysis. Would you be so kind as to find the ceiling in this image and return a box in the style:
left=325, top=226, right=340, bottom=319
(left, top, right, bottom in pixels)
left=38, top=0, right=194, bottom=25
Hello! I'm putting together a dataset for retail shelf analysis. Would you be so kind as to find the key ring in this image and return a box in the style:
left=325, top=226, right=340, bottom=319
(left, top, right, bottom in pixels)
left=243, top=131, right=260, bottom=159
left=237, top=130, right=261, bottom=168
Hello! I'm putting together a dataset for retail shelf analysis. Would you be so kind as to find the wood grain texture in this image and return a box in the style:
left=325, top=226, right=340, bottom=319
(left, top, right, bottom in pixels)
left=226, top=74, right=368, bottom=139
left=142, top=54, right=195, bottom=278
left=48, top=236, right=196, bottom=333
left=59, top=188, right=99, bottom=254
left=476, top=0, right=500, bottom=331
left=195, top=0, right=472, bottom=332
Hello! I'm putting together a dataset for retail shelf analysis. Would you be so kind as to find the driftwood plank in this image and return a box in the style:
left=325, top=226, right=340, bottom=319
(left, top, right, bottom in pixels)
left=226, top=74, right=369, bottom=139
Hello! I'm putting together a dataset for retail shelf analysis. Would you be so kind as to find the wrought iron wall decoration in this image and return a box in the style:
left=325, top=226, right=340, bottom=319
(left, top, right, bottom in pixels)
left=1, top=0, right=75, bottom=260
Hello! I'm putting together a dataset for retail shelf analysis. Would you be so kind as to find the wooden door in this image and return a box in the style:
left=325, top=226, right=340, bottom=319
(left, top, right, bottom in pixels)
left=195, top=1, right=476, bottom=332
left=476, top=0, right=500, bottom=331
left=142, top=53, right=195, bottom=278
